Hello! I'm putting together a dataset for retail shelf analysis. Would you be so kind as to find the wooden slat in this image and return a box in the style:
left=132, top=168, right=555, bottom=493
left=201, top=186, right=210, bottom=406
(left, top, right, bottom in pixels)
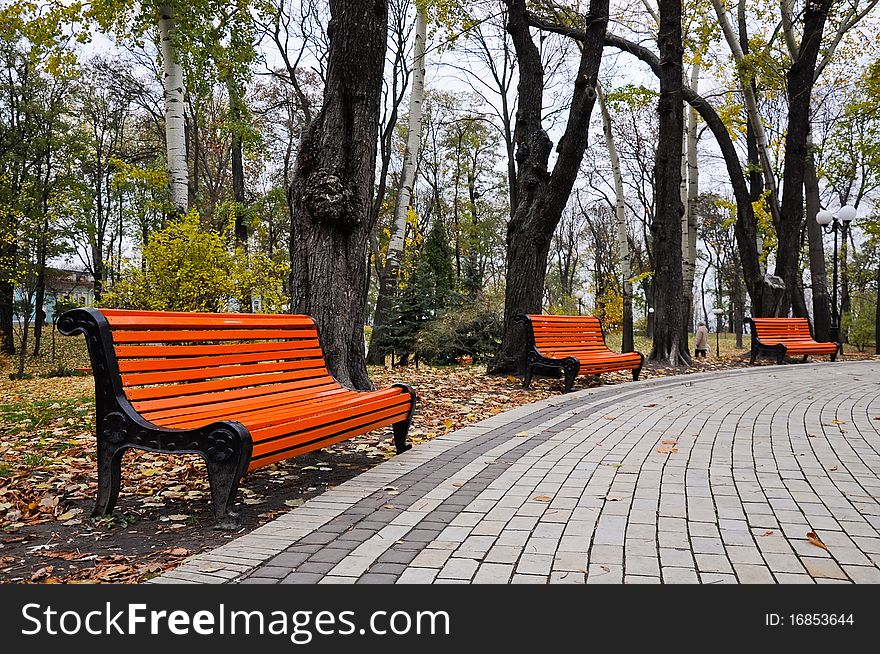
left=117, top=347, right=325, bottom=373
left=240, top=387, right=403, bottom=431
left=103, top=313, right=316, bottom=330
left=131, top=375, right=339, bottom=413
left=121, top=358, right=325, bottom=387
left=162, top=387, right=401, bottom=431
left=124, top=368, right=331, bottom=402
left=115, top=340, right=321, bottom=359
left=143, top=384, right=349, bottom=425
left=112, top=328, right=318, bottom=343
left=250, top=399, right=410, bottom=454
left=251, top=393, right=409, bottom=441
left=248, top=413, right=402, bottom=470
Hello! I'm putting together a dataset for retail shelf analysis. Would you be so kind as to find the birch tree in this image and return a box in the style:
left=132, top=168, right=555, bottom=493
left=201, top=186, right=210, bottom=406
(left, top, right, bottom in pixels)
left=157, top=5, right=188, bottom=213
left=596, top=81, right=633, bottom=352
left=368, top=1, right=428, bottom=365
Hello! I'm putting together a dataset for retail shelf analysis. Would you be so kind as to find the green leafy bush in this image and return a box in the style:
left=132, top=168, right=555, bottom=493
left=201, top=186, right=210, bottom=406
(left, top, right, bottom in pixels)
left=104, top=211, right=288, bottom=312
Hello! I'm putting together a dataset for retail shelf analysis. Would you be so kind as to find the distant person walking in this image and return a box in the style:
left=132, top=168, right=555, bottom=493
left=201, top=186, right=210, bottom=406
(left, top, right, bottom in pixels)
left=694, top=321, right=709, bottom=358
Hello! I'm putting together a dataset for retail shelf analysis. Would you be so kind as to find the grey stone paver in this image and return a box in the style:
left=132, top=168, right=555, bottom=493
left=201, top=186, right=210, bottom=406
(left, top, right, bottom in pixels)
left=150, top=361, right=880, bottom=585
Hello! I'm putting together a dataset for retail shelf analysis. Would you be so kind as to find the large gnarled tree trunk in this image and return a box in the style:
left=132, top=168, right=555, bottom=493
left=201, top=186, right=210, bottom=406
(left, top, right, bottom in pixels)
left=489, top=0, right=609, bottom=374
left=649, top=0, right=689, bottom=365
left=289, top=0, right=388, bottom=390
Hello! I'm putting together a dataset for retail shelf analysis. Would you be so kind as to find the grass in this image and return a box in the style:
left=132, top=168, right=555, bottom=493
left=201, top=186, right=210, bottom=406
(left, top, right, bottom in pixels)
left=0, top=396, right=95, bottom=436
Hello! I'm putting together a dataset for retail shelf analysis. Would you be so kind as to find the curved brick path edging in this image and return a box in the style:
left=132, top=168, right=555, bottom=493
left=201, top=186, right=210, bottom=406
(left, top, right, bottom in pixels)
left=151, top=361, right=880, bottom=585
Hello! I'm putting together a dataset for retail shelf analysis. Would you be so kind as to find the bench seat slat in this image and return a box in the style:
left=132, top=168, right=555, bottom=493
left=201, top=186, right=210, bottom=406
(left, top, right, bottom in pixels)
left=115, top=340, right=322, bottom=360
left=103, top=314, right=318, bottom=330
left=112, top=328, right=318, bottom=343
left=160, top=387, right=404, bottom=434
left=131, top=376, right=339, bottom=414
left=120, top=358, right=326, bottom=387
left=140, top=384, right=347, bottom=423
left=123, top=367, right=331, bottom=401
left=250, top=398, right=411, bottom=458
left=117, top=347, right=325, bottom=373
left=249, top=412, right=406, bottom=469
left=154, top=388, right=380, bottom=430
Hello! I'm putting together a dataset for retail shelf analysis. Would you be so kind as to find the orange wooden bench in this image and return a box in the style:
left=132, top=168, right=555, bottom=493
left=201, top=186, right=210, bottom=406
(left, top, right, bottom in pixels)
left=59, top=308, right=416, bottom=529
left=746, top=317, right=838, bottom=365
left=521, top=314, right=644, bottom=393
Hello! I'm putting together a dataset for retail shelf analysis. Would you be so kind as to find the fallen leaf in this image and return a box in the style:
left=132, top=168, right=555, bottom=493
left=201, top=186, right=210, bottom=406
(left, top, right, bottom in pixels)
left=831, top=420, right=846, bottom=425
left=761, top=530, right=775, bottom=537
left=168, top=548, right=190, bottom=557
left=284, top=499, right=304, bottom=508
left=39, top=550, right=83, bottom=561
left=806, top=531, right=828, bottom=551
left=656, top=446, right=678, bottom=455
left=643, top=403, right=657, bottom=408
left=168, top=514, right=189, bottom=521
left=533, top=495, right=552, bottom=503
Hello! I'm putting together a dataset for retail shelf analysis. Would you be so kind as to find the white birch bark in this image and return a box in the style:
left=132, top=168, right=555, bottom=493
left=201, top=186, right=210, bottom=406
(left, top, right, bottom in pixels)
left=683, top=62, right=700, bottom=325
left=158, top=5, right=189, bottom=213
left=384, top=4, right=427, bottom=272
left=596, top=82, right=630, bottom=336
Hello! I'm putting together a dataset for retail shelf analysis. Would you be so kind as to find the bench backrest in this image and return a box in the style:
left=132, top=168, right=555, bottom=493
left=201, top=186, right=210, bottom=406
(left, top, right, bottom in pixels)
left=97, top=309, right=339, bottom=417
left=526, top=314, right=608, bottom=352
left=750, top=317, right=815, bottom=342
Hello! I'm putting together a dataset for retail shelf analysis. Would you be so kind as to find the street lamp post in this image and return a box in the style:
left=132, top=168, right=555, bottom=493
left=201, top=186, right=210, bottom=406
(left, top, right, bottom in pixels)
left=712, top=307, right=724, bottom=357
left=575, top=290, right=584, bottom=316
left=816, top=205, right=857, bottom=350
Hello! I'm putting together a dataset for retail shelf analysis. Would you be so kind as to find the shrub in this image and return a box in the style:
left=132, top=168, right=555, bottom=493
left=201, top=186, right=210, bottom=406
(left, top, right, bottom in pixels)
left=416, top=295, right=504, bottom=364
left=103, top=211, right=288, bottom=313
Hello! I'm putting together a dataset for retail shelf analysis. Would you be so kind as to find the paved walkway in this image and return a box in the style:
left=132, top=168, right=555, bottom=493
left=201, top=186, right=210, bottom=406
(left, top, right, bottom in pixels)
left=152, top=360, right=880, bottom=585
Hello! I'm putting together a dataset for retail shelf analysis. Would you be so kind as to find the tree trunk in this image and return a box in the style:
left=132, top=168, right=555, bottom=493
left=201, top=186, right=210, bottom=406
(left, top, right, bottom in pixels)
left=227, top=75, right=248, bottom=250
left=683, top=62, right=699, bottom=334
left=732, top=264, right=745, bottom=348
left=805, top=135, right=831, bottom=341
left=489, top=0, right=609, bottom=374
left=288, top=0, right=388, bottom=390
left=597, top=81, right=632, bottom=353
left=648, top=0, right=690, bottom=366
left=158, top=5, right=189, bottom=214
left=32, top=224, right=48, bottom=357
left=712, top=0, right=780, bottom=226
left=366, top=4, right=427, bottom=366
left=774, top=0, right=832, bottom=316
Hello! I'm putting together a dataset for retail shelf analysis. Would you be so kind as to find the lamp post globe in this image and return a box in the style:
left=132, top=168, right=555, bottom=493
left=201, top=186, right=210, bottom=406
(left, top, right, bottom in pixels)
left=575, top=290, right=585, bottom=316
left=838, top=205, right=857, bottom=223
left=815, top=209, right=833, bottom=226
